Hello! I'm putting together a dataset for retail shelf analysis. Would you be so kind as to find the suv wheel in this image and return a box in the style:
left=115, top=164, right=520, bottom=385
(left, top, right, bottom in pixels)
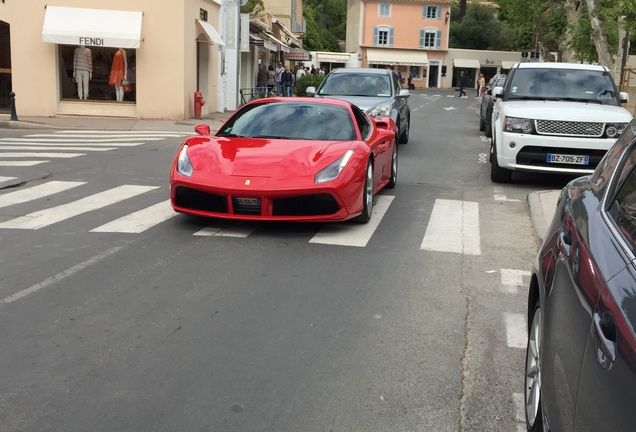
left=490, top=140, right=512, bottom=183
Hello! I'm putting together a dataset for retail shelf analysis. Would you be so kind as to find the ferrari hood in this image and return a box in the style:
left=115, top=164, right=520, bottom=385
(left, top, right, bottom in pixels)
left=186, top=137, right=354, bottom=178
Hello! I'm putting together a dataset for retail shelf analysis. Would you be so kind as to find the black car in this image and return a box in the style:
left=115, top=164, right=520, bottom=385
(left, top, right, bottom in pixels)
left=479, top=74, right=506, bottom=137
left=524, top=119, right=636, bottom=431
left=306, top=68, right=411, bottom=144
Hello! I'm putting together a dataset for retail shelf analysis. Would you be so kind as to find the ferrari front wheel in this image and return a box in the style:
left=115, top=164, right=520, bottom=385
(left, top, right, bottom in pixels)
left=354, top=159, right=374, bottom=224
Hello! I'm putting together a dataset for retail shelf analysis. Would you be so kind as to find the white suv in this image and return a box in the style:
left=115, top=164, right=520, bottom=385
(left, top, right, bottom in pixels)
left=489, top=62, right=633, bottom=182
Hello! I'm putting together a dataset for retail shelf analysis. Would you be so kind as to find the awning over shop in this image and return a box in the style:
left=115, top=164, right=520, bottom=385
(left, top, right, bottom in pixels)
left=453, top=58, right=481, bottom=69
left=42, top=6, right=143, bottom=49
left=366, top=48, right=428, bottom=66
left=501, top=60, right=517, bottom=69
left=264, top=34, right=290, bottom=52
left=285, top=48, right=311, bottom=61
left=196, top=19, right=225, bottom=46
left=316, top=52, right=353, bottom=63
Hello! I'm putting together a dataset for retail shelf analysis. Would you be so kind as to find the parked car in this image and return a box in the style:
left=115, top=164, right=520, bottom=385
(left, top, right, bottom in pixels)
left=479, top=74, right=506, bottom=137
left=525, top=118, right=636, bottom=431
left=170, top=97, right=398, bottom=224
left=306, top=67, right=411, bottom=144
left=490, top=62, right=633, bottom=183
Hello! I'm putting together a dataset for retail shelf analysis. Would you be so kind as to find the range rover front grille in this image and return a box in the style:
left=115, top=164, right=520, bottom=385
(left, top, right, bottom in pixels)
left=535, top=120, right=604, bottom=137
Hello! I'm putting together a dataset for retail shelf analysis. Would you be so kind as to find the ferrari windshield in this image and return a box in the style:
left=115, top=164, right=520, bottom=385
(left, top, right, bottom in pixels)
left=317, top=74, right=392, bottom=97
left=217, top=102, right=357, bottom=141
left=507, top=68, right=620, bottom=105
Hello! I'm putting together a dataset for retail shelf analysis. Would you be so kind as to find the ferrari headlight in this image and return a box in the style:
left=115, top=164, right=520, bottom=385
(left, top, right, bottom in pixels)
left=177, top=144, right=193, bottom=177
left=315, top=150, right=354, bottom=183
left=504, top=116, right=535, bottom=134
left=367, top=104, right=392, bottom=117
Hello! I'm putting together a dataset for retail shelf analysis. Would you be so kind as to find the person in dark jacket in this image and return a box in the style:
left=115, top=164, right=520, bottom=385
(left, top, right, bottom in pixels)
left=256, top=65, right=269, bottom=98
left=458, top=71, right=468, bottom=98
left=282, top=66, right=295, bottom=97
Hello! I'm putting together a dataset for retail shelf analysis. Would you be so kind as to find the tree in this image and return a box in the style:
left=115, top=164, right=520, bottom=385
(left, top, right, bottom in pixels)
left=241, top=0, right=265, bottom=17
left=303, top=0, right=346, bottom=52
left=449, top=3, right=516, bottom=50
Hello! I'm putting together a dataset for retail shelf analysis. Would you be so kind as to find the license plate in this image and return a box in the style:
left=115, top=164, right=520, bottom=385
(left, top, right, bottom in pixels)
left=233, top=197, right=261, bottom=206
left=546, top=154, right=589, bottom=165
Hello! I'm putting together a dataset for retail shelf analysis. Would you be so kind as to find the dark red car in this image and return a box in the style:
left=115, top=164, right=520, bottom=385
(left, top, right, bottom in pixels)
left=525, top=120, right=636, bottom=431
left=170, top=97, right=398, bottom=223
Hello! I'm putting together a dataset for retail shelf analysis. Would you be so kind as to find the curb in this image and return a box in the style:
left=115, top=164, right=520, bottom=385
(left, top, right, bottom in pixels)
left=0, top=120, right=58, bottom=130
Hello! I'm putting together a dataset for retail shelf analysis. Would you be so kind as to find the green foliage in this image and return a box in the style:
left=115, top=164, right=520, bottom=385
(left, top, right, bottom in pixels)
left=449, top=3, right=515, bottom=50
left=294, top=74, right=325, bottom=97
left=303, top=0, right=346, bottom=52
left=240, top=0, right=264, bottom=17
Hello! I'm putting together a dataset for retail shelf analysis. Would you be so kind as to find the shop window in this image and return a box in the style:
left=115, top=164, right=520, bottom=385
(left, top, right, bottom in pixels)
left=59, top=45, right=136, bottom=103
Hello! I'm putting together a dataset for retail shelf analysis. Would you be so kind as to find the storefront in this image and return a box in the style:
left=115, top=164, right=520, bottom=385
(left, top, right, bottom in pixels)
left=1, top=0, right=224, bottom=119
left=364, top=48, right=430, bottom=88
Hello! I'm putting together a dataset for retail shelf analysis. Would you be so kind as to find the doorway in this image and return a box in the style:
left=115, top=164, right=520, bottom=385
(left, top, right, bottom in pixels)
left=0, top=21, right=11, bottom=112
left=429, top=64, right=439, bottom=88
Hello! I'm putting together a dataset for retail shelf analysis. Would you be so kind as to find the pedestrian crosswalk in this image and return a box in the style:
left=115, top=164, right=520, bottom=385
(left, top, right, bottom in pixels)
left=0, top=130, right=190, bottom=167
left=0, top=180, right=489, bottom=250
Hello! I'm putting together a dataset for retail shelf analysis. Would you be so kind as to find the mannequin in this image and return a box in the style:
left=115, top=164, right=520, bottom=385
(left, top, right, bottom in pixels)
left=73, top=45, right=93, bottom=100
left=109, top=48, right=131, bottom=101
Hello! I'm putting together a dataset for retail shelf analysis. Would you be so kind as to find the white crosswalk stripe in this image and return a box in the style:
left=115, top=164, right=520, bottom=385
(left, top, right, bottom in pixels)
left=421, top=199, right=481, bottom=255
left=0, top=181, right=86, bottom=209
left=0, top=185, right=158, bottom=230
left=0, top=130, right=191, bottom=166
left=193, top=221, right=258, bottom=238
left=0, top=176, right=17, bottom=184
left=90, top=200, right=177, bottom=233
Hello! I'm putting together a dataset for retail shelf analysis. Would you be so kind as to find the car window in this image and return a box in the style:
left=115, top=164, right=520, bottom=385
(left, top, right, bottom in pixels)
left=351, top=105, right=371, bottom=139
left=608, top=144, right=636, bottom=250
left=507, top=68, right=620, bottom=105
left=318, top=74, right=392, bottom=98
left=392, top=72, right=401, bottom=93
left=216, top=102, right=356, bottom=141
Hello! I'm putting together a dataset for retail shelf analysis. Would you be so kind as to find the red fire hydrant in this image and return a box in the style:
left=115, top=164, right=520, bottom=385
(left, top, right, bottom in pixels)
left=194, top=91, right=205, bottom=118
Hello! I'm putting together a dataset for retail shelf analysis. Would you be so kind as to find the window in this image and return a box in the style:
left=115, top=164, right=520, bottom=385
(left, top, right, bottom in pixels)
left=373, top=26, right=394, bottom=46
left=379, top=3, right=391, bottom=17
left=423, top=5, right=441, bottom=19
left=59, top=45, right=136, bottom=103
left=419, top=29, right=442, bottom=49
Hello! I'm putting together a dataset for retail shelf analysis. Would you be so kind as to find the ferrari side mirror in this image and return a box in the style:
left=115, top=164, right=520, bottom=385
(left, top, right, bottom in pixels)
left=194, top=124, right=211, bottom=135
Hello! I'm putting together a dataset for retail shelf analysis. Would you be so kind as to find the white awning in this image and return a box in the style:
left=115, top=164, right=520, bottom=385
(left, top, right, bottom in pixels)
left=453, top=58, right=481, bottom=69
left=264, top=33, right=290, bottom=53
left=196, top=19, right=225, bottom=46
left=501, top=60, right=517, bottom=69
left=42, top=6, right=143, bottom=49
left=366, top=48, right=428, bottom=66
left=317, top=52, right=353, bottom=63
left=250, top=33, right=277, bottom=52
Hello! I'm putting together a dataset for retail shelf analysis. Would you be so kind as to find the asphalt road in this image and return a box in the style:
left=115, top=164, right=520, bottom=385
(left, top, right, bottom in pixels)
left=0, top=92, right=573, bottom=431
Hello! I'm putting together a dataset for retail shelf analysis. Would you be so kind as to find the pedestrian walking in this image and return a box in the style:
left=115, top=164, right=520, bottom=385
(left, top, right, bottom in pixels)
left=256, top=64, right=269, bottom=99
left=296, top=65, right=306, bottom=82
left=275, top=61, right=285, bottom=96
left=267, top=65, right=275, bottom=96
left=282, top=66, right=295, bottom=97
left=458, top=71, right=468, bottom=98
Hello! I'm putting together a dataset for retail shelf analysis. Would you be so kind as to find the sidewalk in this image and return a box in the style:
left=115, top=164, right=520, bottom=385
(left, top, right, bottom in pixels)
left=0, top=111, right=232, bottom=132
left=527, top=189, right=561, bottom=245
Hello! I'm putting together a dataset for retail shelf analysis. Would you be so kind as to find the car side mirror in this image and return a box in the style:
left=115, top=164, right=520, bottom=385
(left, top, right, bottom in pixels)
left=492, top=86, right=504, bottom=98
left=194, top=124, right=211, bottom=135
left=620, top=91, right=629, bottom=104
left=398, top=89, right=410, bottom=97
left=306, top=86, right=316, bottom=96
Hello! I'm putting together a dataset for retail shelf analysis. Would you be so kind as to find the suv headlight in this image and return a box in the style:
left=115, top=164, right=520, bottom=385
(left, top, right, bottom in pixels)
left=177, top=144, right=193, bottom=177
left=504, top=116, right=535, bottom=134
left=315, top=150, right=354, bottom=183
left=605, top=123, right=628, bottom=138
left=368, top=104, right=392, bottom=117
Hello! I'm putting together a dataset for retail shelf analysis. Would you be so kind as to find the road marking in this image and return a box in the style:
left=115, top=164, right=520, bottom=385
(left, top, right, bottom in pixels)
left=0, top=185, right=159, bottom=230
left=421, top=199, right=481, bottom=255
left=193, top=221, right=258, bottom=238
left=501, top=268, right=531, bottom=293
left=444, top=106, right=457, bottom=111
left=0, top=141, right=146, bottom=147
left=0, top=161, right=49, bottom=166
left=494, top=187, right=521, bottom=202
left=309, top=195, right=394, bottom=247
left=0, top=146, right=116, bottom=152
left=0, top=176, right=16, bottom=184
left=513, top=392, right=525, bottom=423
left=0, top=181, right=86, bottom=209
left=0, top=152, right=85, bottom=158
left=504, top=312, right=527, bottom=348
left=91, top=200, right=177, bottom=233
left=0, top=137, right=166, bottom=143
left=478, top=153, right=488, bottom=163
left=0, top=246, right=123, bottom=304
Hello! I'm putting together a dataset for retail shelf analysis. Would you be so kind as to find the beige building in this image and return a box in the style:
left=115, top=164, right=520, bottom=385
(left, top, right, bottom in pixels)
left=0, top=0, right=225, bottom=119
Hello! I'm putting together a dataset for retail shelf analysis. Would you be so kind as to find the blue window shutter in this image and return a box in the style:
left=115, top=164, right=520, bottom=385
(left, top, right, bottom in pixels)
left=437, top=7, right=442, bottom=19
left=436, top=30, right=442, bottom=48
left=422, top=6, right=426, bottom=18
left=373, top=26, right=378, bottom=45
left=419, top=29, right=425, bottom=47
left=389, top=28, right=394, bottom=46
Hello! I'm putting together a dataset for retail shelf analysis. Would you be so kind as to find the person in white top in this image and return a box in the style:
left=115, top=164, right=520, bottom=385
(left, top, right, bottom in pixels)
left=73, top=45, right=93, bottom=100
left=296, top=65, right=306, bottom=82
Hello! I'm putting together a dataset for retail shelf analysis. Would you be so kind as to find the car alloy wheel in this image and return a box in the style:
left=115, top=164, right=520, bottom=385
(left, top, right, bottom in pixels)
left=354, top=160, right=374, bottom=224
left=525, top=301, right=543, bottom=432
left=386, top=140, right=398, bottom=189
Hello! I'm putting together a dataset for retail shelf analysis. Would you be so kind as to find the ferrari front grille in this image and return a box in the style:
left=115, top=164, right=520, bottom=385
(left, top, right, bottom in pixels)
left=272, top=194, right=340, bottom=216
left=174, top=187, right=228, bottom=213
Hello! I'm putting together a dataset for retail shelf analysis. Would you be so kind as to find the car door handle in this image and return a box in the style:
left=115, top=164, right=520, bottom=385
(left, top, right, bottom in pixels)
left=558, top=230, right=572, bottom=261
left=592, top=312, right=617, bottom=368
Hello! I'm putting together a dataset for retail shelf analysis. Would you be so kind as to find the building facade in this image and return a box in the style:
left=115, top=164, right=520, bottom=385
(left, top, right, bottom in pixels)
left=0, top=0, right=225, bottom=119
